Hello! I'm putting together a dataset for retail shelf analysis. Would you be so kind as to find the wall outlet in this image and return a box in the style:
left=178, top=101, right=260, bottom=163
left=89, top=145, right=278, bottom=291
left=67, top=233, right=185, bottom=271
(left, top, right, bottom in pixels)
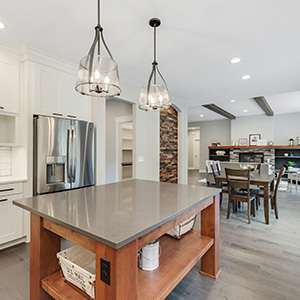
left=100, top=257, right=110, bottom=286
left=138, top=156, right=144, bottom=162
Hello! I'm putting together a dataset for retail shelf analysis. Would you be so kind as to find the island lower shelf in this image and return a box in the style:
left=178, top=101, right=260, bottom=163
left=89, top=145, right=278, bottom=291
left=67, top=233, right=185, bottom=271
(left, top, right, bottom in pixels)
left=40, top=229, right=214, bottom=300
left=41, top=271, right=92, bottom=300
left=138, top=230, right=214, bottom=300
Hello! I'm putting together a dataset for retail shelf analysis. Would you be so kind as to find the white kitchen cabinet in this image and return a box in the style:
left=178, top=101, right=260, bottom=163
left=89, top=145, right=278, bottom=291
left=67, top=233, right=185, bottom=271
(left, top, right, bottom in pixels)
left=34, top=63, right=91, bottom=120
left=0, top=183, right=23, bottom=245
left=34, top=63, right=63, bottom=117
left=0, top=50, right=19, bottom=114
left=63, top=75, right=91, bottom=121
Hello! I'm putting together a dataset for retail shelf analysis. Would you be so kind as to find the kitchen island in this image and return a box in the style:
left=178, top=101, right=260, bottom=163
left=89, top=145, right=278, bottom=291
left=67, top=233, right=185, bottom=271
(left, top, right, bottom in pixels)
left=13, top=179, right=221, bottom=300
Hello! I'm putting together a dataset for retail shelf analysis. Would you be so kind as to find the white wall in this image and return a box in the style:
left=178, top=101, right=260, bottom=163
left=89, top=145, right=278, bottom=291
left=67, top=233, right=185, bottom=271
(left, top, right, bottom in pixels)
left=117, top=78, right=189, bottom=184
left=188, top=119, right=231, bottom=172
left=231, top=115, right=274, bottom=144
left=274, top=112, right=300, bottom=145
left=105, top=99, right=132, bottom=184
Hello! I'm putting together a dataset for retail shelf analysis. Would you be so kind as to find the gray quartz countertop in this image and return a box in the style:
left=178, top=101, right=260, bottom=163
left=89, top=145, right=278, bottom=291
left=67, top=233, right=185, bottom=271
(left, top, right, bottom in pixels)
left=13, top=179, right=220, bottom=249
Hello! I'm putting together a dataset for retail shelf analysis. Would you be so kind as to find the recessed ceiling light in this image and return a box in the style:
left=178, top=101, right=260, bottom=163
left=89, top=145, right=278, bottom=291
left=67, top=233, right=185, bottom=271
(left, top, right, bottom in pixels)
left=230, top=58, right=241, bottom=64
left=200, top=114, right=204, bottom=117
left=230, top=99, right=236, bottom=103
left=244, top=109, right=248, bottom=112
left=242, top=75, right=250, bottom=80
left=0, top=22, right=5, bottom=29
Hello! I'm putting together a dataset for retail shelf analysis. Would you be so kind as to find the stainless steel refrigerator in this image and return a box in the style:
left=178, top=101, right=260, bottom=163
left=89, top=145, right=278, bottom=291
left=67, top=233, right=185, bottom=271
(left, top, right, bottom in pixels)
left=33, top=115, right=94, bottom=195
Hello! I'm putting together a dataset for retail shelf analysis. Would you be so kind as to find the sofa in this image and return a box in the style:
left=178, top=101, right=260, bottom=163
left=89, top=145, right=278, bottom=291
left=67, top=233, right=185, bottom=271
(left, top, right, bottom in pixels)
left=206, top=161, right=270, bottom=185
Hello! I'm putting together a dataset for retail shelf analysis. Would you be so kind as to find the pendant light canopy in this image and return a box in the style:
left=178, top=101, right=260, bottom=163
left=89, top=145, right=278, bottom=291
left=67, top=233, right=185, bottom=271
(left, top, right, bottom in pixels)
left=75, top=0, right=121, bottom=97
left=139, top=18, right=170, bottom=111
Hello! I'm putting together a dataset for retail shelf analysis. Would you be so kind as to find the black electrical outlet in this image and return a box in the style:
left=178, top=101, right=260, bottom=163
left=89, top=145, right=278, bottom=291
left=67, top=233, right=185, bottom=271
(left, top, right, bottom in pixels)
left=100, top=257, right=111, bottom=286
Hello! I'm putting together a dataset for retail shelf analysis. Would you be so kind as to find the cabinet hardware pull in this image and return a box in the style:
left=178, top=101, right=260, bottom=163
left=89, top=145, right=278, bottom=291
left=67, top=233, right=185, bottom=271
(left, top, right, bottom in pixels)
left=67, top=115, right=76, bottom=119
left=0, top=106, right=4, bottom=109
left=53, top=112, right=63, bottom=116
left=0, top=199, right=8, bottom=202
left=0, top=188, right=14, bottom=193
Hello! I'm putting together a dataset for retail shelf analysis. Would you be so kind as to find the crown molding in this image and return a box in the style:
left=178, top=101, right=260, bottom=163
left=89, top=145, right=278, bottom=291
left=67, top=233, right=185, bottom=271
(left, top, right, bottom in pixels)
left=20, top=44, right=78, bottom=75
left=0, top=40, right=21, bottom=57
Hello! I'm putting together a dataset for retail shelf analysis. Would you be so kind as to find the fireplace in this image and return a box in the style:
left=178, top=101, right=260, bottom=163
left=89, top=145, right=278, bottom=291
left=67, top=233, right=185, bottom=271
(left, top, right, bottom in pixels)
left=239, top=152, right=264, bottom=163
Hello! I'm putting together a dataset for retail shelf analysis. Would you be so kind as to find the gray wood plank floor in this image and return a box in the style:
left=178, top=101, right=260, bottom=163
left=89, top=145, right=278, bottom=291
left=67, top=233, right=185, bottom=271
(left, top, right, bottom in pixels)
left=1, top=171, right=299, bottom=300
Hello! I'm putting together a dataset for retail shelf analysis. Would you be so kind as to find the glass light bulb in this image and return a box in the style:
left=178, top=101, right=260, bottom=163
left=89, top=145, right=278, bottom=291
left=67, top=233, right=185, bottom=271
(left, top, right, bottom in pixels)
left=94, top=69, right=100, bottom=80
left=104, top=76, right=110, bottom=83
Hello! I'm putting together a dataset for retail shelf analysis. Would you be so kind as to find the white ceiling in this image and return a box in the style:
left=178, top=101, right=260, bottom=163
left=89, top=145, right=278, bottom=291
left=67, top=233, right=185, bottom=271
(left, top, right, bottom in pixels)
left=1, top=0, right=300, bottom=121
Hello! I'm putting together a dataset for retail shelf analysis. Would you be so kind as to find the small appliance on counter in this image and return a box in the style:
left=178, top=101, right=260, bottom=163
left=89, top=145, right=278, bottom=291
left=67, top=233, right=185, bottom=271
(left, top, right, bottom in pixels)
left=33, top=115, right=94, bottom=195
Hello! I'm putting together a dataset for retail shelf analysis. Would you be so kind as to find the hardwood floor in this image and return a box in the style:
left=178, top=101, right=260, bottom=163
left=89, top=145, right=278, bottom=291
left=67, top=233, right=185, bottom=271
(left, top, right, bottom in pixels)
left=1, top=170, right=299, bottom=300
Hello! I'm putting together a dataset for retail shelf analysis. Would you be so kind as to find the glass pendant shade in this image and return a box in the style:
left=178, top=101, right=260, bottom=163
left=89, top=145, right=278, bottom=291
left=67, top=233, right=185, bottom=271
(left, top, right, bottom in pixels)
left=139, top=84, right=170, bottom=111
left=76, top=55, right=121, bottom=97
left=75, top=0, right=121, bottom=97
left=139, top=18, right=170, bottom=112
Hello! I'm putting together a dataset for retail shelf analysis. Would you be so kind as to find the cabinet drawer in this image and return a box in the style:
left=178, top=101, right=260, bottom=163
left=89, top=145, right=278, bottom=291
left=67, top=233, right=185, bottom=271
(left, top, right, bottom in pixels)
left=0, top=194, right=23, bottom=244
left=0, top=182, right=22, bottom=196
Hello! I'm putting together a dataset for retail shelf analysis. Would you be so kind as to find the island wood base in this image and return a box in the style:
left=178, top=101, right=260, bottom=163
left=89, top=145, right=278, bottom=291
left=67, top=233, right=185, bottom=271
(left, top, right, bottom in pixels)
left=30, top=193, right=220, bottom=300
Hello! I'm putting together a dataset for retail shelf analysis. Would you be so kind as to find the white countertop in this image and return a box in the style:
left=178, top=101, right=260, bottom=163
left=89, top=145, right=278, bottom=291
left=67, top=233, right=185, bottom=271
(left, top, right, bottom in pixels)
left=0, top=176, right=27, bottom=184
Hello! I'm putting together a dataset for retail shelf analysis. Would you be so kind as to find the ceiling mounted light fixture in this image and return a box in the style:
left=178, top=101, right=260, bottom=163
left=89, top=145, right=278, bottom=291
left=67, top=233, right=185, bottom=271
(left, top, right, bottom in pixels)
left=75, top=0, right=121, bottom=97
left=242, top=75, right=251, bottom=80
left=230, top=57, right=241, bottom=64
left=139, top=18, right=170, bottom=111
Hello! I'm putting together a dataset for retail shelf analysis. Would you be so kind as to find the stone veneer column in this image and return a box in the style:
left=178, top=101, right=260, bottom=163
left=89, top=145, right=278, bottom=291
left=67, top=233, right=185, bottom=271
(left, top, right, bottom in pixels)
left=160, top=106, right=178, bottom=183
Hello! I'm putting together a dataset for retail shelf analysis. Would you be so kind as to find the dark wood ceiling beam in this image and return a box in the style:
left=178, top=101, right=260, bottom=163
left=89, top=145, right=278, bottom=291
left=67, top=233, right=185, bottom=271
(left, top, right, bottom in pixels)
left=202, top=104, right=236, bottom=120
left=253, top=96, right=274, bottom=116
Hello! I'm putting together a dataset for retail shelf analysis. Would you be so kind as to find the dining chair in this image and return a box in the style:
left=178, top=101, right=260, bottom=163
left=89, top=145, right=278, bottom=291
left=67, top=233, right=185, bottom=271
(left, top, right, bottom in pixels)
left=255, top=166, right=285, bottom=219
left=225, top=168, right=256, bottom=224
left=211, top=163, right=228, bottom=206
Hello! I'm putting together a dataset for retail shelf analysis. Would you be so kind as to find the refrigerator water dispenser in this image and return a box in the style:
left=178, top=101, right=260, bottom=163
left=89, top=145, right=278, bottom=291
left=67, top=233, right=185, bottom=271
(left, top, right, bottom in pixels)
left=46, top=156, right=66, bottom=184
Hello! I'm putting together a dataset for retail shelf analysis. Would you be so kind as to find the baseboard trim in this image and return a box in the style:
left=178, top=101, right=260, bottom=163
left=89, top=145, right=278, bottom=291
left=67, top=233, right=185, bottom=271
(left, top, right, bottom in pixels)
left=0, top=236, right=26, bottom=250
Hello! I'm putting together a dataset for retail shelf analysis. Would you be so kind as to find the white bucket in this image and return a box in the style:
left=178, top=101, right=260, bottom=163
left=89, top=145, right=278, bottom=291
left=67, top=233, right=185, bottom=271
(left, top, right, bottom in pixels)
left=138, top=239, right=161, bottom=271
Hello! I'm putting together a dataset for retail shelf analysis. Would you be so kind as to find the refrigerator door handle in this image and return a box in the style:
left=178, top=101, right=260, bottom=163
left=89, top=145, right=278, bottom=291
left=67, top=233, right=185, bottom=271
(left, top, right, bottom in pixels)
left=72, top=127, right=76, bottom=183
left=67, top=126, right=72, bottom=183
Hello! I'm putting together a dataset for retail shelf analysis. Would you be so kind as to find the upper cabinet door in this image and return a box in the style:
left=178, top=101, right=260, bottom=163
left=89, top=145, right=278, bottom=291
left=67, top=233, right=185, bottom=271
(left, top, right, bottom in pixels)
left=34, top=63, right=91, bottom=121
left=63, top=75, right=91, bottom=121
left=0, top=52, right=19, bottom=114
left=35, top=63, right=63, bottom=117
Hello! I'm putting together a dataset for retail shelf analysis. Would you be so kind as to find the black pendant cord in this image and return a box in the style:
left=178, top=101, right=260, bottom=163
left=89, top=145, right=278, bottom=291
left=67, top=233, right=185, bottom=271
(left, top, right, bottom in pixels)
left=97, top=0, right=100, bottom=56
left=153, top=26, right=157, bottom=84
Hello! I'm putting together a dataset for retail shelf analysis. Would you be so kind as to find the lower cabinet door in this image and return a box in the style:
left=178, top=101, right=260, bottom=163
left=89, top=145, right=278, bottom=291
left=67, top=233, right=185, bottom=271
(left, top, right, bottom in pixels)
left=0, top=194, right=23, bottom=244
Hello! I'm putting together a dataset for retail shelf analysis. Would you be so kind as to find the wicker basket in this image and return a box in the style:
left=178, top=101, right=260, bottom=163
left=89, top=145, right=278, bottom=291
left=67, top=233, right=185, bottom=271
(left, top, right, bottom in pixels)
left=166, top=215, right=197, bottom=239
left=57, top=245, right=96, bottom=299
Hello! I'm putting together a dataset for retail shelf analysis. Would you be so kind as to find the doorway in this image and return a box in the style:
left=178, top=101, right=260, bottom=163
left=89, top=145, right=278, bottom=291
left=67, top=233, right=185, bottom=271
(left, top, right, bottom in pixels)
left=106, top=98, right=134, bottom=183
left=120, top=121, right=133, bottom=180
left=188, top=127, right=200, bottom=170
left=193, top=138, right=200, bottom=169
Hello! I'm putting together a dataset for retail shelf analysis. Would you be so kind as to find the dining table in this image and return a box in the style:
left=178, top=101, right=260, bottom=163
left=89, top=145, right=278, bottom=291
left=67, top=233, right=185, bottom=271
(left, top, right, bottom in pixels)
left=218, top=172, right=275, bottom=224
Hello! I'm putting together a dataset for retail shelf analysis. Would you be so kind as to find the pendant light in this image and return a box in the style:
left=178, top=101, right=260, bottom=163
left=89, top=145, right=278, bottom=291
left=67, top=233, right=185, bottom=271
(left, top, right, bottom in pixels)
left=139, top=18, right=170, bottom=111
left=75, top=0, right=121, bottom=97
